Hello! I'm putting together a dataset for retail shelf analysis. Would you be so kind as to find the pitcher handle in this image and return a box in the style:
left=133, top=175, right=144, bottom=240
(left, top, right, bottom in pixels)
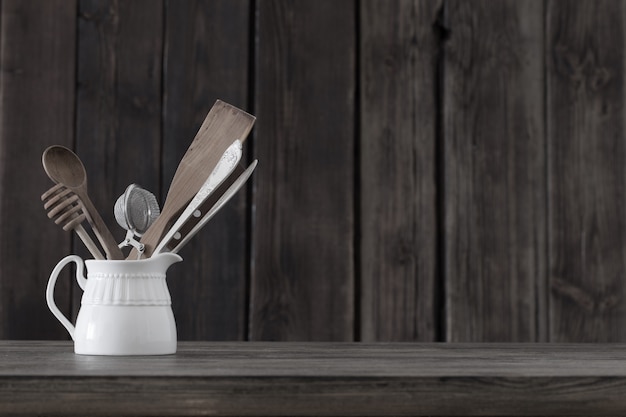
left=45, top=255, right=86, bottom=340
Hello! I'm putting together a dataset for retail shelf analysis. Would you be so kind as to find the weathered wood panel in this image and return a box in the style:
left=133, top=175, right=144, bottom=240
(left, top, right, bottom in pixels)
left=547, top=0, right=626, bottom=342
left=250, top=1, right=355, bottom=340
left=74, top=0, right=163, bottom=314
left=4, top=342, right=626, bottom=416
left=6, top=0, right=626, bottom=344
left=444, top=0, right=546, bottom=342
left=0, top=0, right=76, bottom=339
left=162, top=0, right=251, bottom=340
left=359, top=0, right=439, bottom=342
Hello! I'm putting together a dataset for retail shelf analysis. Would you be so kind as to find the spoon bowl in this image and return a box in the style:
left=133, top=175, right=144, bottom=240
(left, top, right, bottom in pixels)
left=42, top=146, right=87, bottom=189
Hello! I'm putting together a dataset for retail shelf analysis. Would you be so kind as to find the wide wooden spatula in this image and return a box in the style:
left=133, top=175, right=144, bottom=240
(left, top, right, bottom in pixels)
left=132, top=100, right=255, bottom=258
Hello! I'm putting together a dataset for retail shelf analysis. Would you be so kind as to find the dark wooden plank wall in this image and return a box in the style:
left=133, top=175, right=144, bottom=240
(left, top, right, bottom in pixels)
left=548, top=0, right=626, bottom=342
left=162, top=0, right=250, bottom=341
left=1, top=0, right=625, bottom=343
left=443, top=0, right=546, bottom=342
left=250, top=0, right=355, bottom=341
left=360, top=0, right=439, bottom=342
left=75, top=0, right=164, bottom=320
left=0, top=0, right=76, bottom=339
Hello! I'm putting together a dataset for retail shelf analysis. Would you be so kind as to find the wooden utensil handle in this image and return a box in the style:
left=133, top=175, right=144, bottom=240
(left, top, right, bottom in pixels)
left=79, top=195, right=124, bottom=260
left=75, top=225, right=105, bottom=260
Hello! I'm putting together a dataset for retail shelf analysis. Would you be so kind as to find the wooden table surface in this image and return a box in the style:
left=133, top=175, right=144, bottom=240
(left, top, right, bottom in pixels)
left=1, top=341, right=626, bottom=416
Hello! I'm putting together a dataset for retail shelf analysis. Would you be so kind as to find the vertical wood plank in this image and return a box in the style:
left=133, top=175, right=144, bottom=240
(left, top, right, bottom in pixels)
left=162, top=0, right=250, bottom=340
left=444, top=0, right=546, bottom=342
left=548, top=0, right=626, bottom=342
left=0, top=0, right=76, bottom=339
left=75, top=0, right=163, bottom=311
left=76, top=0, right=163, bottom=229
left=359, top=0, right=439, bottom=342
left=251, top=1, right=355, bottom=341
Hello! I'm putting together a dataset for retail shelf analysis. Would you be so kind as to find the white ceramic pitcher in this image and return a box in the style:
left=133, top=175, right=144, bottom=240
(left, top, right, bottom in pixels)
left=46, top=253, right=182, bottom=355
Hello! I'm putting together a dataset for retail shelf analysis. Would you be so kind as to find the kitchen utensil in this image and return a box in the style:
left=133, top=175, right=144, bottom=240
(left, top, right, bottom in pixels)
left=42, top=145, right=124, bottom=260
left=114, top=184, right=160, bottom=257
left=160, top=160, right=257, bottom=255
left=152, top=140, right=242, bottom=255
left=46, top=252, right=182, bottom=355
left=114, top=184, right=160, bottom=236
left=41, top=184, right=105, bottom=260
left=132, top=100, right=255, bottom=258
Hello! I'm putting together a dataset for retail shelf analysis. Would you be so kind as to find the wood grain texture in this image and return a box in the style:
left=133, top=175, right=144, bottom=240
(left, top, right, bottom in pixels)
left=0, top=0, right=76, bottom=339
left=162, top=0, right=250, bottom=340
left=547, top=0, right=626, bottom=342
left=8, top=0, right=626, bottom=345
left=76, top=0, right=164, bottom=246
left=75, top=0, right=164, bottom=313
left=3, top=341, right=626, bottom=416
left=250, top=1, right=356, bottom=341
left=444, top=0, right=546, bottom=342
left=360, top=0, right=439, bottom=342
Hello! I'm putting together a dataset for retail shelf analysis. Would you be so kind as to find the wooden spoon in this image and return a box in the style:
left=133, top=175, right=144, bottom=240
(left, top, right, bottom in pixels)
left=132, top=100, right=255, bottom=258
left=42, top=145, right=124, bottom=260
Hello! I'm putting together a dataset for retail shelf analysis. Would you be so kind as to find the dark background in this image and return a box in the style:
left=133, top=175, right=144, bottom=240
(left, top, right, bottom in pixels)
left=0, top=0, right=623, bottom=342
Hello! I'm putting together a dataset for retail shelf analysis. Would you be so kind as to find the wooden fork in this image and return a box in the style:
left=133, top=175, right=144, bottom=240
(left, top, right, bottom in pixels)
left=42, top=184, right=104, bottom=260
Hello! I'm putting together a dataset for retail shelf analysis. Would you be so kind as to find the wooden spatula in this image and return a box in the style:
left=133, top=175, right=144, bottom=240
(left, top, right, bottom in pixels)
left=131, top=100, right=255, bottom=258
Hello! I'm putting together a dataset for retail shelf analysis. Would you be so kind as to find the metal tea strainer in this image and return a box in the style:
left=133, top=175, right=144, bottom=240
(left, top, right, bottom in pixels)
left=114, top=184, right=160, bottom=257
